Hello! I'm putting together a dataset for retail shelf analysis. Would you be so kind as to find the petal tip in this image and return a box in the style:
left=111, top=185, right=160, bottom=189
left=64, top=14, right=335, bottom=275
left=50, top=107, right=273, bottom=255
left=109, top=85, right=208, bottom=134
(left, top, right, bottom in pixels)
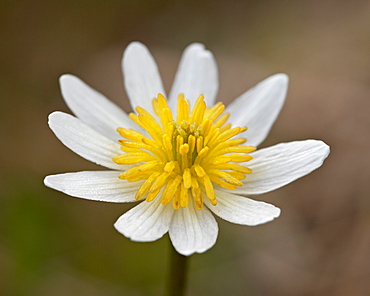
left=317, top=140, right=331, bottom=161
left=252, top=204, right=281, bottom=226
left=47, top=111, right=59, bottom=123
left=59, top=73, right=75, bottom=84
left=47, top=111, right=69, bottom=126
left=173, top=242, right=216, bottom=256
left=270, top=73, right=289, bottom=86
left=43, top=175, right=52, bottom=188
left=186, top=42, right=205, bottom=51
left=43, top=174, right=62, bottom=192
left=123, top=41, right=148, bottom=58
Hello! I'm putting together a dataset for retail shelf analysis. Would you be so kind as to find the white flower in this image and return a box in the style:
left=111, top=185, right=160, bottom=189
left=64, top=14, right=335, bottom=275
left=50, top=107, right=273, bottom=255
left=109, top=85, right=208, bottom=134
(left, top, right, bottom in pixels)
left=44, top=42, right=330, bottom=256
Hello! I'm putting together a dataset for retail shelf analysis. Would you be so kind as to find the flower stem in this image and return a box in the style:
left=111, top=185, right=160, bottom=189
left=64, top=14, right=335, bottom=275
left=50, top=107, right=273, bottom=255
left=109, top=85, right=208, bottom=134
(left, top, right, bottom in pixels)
left=166, top=243, right=189, bottom=296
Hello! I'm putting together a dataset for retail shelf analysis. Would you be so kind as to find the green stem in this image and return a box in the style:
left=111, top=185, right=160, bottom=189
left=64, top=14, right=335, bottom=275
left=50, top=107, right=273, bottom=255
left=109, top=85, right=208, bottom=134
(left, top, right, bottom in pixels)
left=166, top=243, right=189, bottom=296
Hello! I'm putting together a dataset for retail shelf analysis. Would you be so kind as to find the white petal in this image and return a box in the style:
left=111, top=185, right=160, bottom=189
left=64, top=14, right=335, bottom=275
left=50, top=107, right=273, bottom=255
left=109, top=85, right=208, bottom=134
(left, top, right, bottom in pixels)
left=169, top=43, right=218, bottom=111
left=122, top=42, right=165, bottom=116
left=169, top=199, right=218, bottom=256
left=205, top=189, right=280, bottom=226
left=44, top=171, right=141, bottom=202
left=48, top=111, right=127, bottom=170
left=60, top=75, right=136, bottom=142
left=114, top=197, right=174, bottom=242
left=226, top=74, right=288, bottom=147
left=232, top=140, right=330, bottom=195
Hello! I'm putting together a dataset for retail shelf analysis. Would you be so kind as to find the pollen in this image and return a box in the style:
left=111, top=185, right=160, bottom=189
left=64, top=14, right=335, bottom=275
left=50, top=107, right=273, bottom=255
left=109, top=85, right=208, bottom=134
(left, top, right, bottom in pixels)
left=113, top=94, right=256, bottom=210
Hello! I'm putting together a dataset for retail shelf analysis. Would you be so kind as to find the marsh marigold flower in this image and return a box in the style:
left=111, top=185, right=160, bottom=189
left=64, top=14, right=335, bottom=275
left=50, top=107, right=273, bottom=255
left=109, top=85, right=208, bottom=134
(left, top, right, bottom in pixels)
left=44, top=42, right=330, bottom=255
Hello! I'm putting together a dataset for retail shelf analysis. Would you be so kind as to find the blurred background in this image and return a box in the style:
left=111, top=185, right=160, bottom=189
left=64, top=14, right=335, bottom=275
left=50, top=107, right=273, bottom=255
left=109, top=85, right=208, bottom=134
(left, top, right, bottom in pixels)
left=1, top=0, right=369, bottom=295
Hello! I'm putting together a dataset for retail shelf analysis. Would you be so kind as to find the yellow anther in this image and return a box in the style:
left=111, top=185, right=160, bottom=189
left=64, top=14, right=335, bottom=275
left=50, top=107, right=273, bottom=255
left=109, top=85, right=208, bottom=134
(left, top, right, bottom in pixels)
left=119, top=167, right=139, bottom=179
left=137, top=160, right=162, bottom=172
left=142, top=137, right=161, bottom=148
left=210, top=163, right=253, bottom=174
left=118, top=140, right=164, bottom=158
left=213, top=112, right=230, bottom=128
left=135, top=172, right=161, bottom=200
left=207, top=102, right=225, bottom=122
left=180, top=183, right=189, bottom=208
left=194, top=147, right=209, bottom=165
left=129, top=113, right=144, bottom=128
left=176, top=135, right=184, bottom=152
left=113, top=152, right=155, bottom=165
left=191, top=176, right=204, bottom=210
left=219, top=123, right=232, bottom=133
left=228, top=171, right=247, bottom=180
left=217, top=127, right=246, bottom=142
left=188, top=135, right=196, bottom=154
left=177, top=96, right=190, bottom=123
left=180, top=144, right=189, bottom=169
left=138, top=114, right=163, bottom=141
left=209, top=169, right=243, bottom=186
left=183, top=168, right=192, bottom=189
left=204, top=128, right=220, bottom=146
left=190, top=95, right=204, bottom=118
left=162, top=175, right=182, bottom=205
left=209, top=156, right=232, bottom=165
left=196, top=136, right=203, bottom=153
left=157, top=93, right=170, bottom=110
left=179, top=144, right=189, bottom=155
left=208, top=138, right=247, bottom=151
left=117, top=128, right=144, bottom=142
left=201, top=119, right=212, bottom=137
left=193, top=164, right=206, bottom=177
left=172, top=186, right=181, bottom=210
left=164, top=161, right=175, bottom=173
left=209, top=176, right=238, bottom=189
left=218, top=154, right=253, bottom=162
left=164, top=108, right=174, bottom=123
left=146, top=188, right=161, bottom=202
left=152, top=97, right=161, bottom=117
left=162, top=134, right=173, bottom=151
left=149, top=172, right=171, bottom=193
left=203, top=174, right=217, bottom=205
left=126, top=172, right=152, bottom=182
left=120, top=146, right=137, bottom=153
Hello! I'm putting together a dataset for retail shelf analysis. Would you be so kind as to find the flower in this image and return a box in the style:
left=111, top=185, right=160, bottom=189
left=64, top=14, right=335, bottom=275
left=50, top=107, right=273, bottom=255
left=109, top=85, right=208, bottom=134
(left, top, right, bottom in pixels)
left=44, top=42, right=330, bottom=256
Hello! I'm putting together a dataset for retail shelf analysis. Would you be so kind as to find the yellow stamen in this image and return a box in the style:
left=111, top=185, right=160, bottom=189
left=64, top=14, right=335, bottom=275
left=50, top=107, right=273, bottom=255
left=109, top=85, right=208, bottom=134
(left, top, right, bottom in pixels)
left=194, top=164, right=206, bottom=177
left=180, top=183, right=189, bottom=208
left=135, top=172, right=161, bottom=200
left=113, top=93, right=255, bottom=210
left=113, top=152, right=155, bottom=165
left=150, top=172, right=171, bottom=193
left=191, top=176, right=203, bottom=210
left=203, top=175, right=216, bottom=205
left=162, top=175, right=182, bottom=205
left=183, top=168, right=192, bottom=189
left=209, top=169, right=243, bottom=186
left=177, top=95, right=190, bottom=123
left=172, top=186, right=181, bottom=210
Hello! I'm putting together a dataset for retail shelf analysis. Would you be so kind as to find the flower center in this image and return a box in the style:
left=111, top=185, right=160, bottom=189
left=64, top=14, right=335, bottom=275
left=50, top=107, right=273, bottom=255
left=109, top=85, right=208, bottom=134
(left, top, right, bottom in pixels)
left=113, top=94, right=256, bottom=210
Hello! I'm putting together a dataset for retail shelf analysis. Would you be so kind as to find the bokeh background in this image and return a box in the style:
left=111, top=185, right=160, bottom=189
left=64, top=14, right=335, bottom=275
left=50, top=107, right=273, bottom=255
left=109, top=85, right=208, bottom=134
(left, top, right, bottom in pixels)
left=1, top=0, right=369, bottom=295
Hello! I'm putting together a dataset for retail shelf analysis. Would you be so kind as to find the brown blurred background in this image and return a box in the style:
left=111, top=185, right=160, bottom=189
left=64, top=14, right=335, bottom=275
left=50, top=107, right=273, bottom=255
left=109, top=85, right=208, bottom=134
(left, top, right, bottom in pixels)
left=1, top=0, right=369, bottom=295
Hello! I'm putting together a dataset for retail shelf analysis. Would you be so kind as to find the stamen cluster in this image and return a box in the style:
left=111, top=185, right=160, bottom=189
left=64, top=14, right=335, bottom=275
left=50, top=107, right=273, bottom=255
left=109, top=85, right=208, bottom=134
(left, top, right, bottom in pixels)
left=113, top=94, right=256, bottom=210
